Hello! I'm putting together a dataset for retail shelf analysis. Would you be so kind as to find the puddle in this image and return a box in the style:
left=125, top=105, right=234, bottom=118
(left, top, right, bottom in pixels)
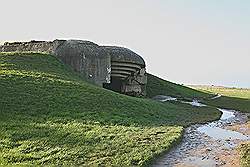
left=152, top=108, right=249, bottom=167
left=211, top=94, right=222, bottom=99
left=181, top=100, right=207, bottom=107
left=198, top=126, right=249, bottom=140
left=218, top=108, right=235, bottom=120
left=197, top=109, right=249, bottom=141
left=152, top=95, right=177, bottom=102
left=153, top=95, right=206, bottom=107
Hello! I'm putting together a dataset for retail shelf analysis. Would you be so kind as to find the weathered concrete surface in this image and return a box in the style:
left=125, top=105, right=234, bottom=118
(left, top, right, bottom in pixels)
left=103, top=46, right=147, bottom=96
left=104, top=46, right=145, bottom=66
left=0, top=40, right=111, bottom=86
left=53, top=40, right=111, bottom=86
left=0, top=40, right=147, bottom=96
left=0, top=40, right=59, bottom=53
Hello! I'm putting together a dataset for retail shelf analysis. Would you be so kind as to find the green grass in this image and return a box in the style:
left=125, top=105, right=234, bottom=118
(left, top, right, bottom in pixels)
left=238, top=141, right=250, bottom=167
left=189, top=86, right=250, bottom=113
left=191, top=85, right=250, bottom=99
left=147, top=75, right=250, bottom=113
left=204, top=96, right=250, bottom=113
left=146, top=74, right=212, bottom=100
left=147, top=75, right=250, bottom=167
left=0, top=52, right=221, bottom=166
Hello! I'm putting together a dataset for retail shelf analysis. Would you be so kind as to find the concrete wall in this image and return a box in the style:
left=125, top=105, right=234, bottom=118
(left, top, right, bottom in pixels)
left=0, top=40, right=111, bottom=86
left=0, top=40, right=147, bottom=96
left=53, top=40, right=111, bottom=86
left=0, top=40, right=60, bottom=53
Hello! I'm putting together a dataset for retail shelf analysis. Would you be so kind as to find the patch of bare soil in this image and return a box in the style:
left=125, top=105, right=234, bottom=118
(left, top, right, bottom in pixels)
left=226, top=121, right=250, bottom=136
left=152, top=111, right=249, bottom=167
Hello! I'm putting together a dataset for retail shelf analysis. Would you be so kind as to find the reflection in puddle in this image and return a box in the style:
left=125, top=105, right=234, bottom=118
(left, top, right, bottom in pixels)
left=198, top=126, right=249, bottom=140
left=197, top=109, right=249, bottom=140
left=153, top=107, right=249, bottom=167
left=218, top=108, right=235, bottom=120
left=211, top=94, right=222, bottom=99
left=152, top=95, right=177, bottom=102
left=181, top=100, right=207, bottom=107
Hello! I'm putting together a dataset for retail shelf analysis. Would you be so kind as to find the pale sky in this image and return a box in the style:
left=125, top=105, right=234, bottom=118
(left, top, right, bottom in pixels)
left=1, top=0, right=249, bottom=88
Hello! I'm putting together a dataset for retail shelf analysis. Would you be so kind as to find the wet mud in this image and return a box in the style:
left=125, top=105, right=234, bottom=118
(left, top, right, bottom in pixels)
left=153, top=109, right=250, bottom=167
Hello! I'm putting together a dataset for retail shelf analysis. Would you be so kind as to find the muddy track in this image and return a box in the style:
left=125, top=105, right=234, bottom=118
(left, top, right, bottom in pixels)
left=152, top=96, right=250, bottom=167
left=153, top=109, right=249, bottom=167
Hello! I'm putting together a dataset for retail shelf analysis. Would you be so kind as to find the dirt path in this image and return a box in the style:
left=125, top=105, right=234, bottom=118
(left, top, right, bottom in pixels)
left=152, top=109, right=250, bottom=167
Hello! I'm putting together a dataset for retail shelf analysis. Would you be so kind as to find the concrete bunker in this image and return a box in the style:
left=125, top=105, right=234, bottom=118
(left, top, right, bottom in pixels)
left=53, top=40, right=111, bottom=86
left=103, top=46, right=147, bottom=96
left=0, top=40, right=147, bottom=96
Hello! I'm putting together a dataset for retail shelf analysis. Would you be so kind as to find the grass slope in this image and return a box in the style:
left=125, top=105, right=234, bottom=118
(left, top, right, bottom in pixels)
left=0, top=52, right=220, bottom=166
left=190, top=86, right=250, bottom=113
left=191, top=85, right=250, bottom=99
left=146, top=74, right=212, bottom=100
left=146, top=75, right=250, bottom=113
left=238, top=139, right=250, bottom=167
left=147, top=74, right=250, bottom=166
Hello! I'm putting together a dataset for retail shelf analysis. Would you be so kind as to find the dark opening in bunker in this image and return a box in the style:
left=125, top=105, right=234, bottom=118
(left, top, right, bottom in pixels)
left=103, top=77, right=124, bottom=93
left=101, top=46, right=147, bottom=97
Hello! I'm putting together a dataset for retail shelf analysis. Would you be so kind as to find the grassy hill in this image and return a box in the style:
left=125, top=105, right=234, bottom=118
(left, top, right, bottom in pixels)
left=147, top=74, right=250, bottom=113
left=0, top=52, right=221, bottom=166
left=146, top=74, right=213, bottom=100
left=190, top=85, right=250, bottom=99
left=189, top=86, right=250, bottom=113
left=147, top=75, right=250, bottom=167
